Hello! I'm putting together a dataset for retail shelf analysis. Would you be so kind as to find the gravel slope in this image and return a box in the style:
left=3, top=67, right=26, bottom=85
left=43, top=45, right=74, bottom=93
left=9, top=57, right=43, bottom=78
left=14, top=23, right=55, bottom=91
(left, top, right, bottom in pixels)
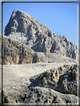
left=3, top=62, right=76, bottom=78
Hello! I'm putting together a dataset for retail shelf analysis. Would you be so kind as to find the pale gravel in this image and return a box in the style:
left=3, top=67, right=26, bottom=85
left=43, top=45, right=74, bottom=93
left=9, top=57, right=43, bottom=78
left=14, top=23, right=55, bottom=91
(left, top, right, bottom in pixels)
left=3, top=62, right=76, bottom=78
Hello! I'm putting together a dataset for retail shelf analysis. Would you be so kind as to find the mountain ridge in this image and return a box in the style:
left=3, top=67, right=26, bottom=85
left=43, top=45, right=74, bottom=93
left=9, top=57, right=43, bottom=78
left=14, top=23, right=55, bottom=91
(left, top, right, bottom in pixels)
left=2, top=35, right=77, bottom=65
left=4, top=9, right=77, bottom=61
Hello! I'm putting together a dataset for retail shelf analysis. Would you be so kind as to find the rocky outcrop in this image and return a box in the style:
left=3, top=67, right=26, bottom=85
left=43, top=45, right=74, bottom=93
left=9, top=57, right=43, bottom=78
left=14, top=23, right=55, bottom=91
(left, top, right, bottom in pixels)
left=30, top=64, right=77, bottom=95
left=2, top=35, right=77, bottom=65
left=3, top=86, right=78, bottom=104
left=2, top=36, right=45, bottom=65
left=4, top=9, right=77, bottom=60
left=58, top=65, right=77, bottom=95
left=3, top=9, right=78, bottom=65
left=3, top=63, right=79, bottom=104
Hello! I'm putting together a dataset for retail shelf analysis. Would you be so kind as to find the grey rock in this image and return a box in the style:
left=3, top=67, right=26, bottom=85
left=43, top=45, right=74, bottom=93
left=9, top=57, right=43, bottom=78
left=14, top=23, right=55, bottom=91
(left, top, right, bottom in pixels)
left=4, top=9, right=78, bottom=60
left=58, top=64, right=77, bottom=95
left=2, top=35, right=77, bottom=65
left=2, top=35, right=45, bottom=65
left=3, top=81, right=78, bottom=104
left=30, top=64, right=77, bottom=95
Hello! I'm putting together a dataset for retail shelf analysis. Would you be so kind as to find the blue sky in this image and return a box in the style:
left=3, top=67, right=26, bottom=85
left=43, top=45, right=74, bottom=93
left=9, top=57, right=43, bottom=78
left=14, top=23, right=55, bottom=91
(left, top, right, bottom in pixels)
left=3, top=3, right=77, bottom=46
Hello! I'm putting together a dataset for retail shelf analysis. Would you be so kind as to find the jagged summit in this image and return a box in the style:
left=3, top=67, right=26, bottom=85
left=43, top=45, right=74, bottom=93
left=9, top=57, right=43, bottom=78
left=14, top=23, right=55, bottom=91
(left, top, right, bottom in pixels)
left=4, top=9, right=77, bottom=60
left=5, top=9, right=48, bottom=36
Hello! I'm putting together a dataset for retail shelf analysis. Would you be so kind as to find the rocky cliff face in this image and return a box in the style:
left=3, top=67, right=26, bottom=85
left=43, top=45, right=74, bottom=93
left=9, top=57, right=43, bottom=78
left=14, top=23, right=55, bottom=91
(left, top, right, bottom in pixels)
left=2, top=35, right=77, bottom=65
left=4, top=9, right=77, bottom=60
left=30, top=64, right=77, bottom=95
left=2, top=35, right=46, bottom=65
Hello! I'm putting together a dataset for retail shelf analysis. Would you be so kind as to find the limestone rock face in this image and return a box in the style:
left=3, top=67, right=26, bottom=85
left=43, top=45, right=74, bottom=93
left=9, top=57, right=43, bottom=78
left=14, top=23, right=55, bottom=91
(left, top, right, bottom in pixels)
left=30, top=64, right=77, bottom=95
left=4, top=9, right=77, bottom=60
left=2, top=35, right=77, bottom=65
left=2, top=36, right=45, bottom=65
left=58, top=65, right=77, bottom=95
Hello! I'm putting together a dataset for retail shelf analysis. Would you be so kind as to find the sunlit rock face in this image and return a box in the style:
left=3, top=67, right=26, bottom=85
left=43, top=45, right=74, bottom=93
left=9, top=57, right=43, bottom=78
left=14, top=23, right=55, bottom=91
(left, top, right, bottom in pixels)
left=4, top=9, right=77, bottom=60
left=2, top=35, right=77, bottom=65
left=2, top=36, right=46, bottom=65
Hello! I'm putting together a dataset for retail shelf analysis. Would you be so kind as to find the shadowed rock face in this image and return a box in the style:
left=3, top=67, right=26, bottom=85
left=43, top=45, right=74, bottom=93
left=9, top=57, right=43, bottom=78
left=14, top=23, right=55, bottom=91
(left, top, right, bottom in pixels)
left=58, top=64, right=77, bottom=95
left=30, top=64, right=77, bottom=95
left=4, top=9, right=77, bottom=60
left=2, top=36, right=46, bottom=65
left=2, top=35, right=77, bottom=65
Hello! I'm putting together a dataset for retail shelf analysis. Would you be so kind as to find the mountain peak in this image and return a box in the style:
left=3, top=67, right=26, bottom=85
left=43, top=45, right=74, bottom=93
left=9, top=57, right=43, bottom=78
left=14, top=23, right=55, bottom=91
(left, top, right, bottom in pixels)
left=4, top=9, right=77, bottom=60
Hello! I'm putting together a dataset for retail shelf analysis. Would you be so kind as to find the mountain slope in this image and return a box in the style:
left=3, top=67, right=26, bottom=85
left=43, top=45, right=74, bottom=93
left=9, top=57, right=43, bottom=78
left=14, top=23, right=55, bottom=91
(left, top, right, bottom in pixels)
left=2, top=35, right=77, bottom=65
left=4, top=9, right=77, bottom=60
